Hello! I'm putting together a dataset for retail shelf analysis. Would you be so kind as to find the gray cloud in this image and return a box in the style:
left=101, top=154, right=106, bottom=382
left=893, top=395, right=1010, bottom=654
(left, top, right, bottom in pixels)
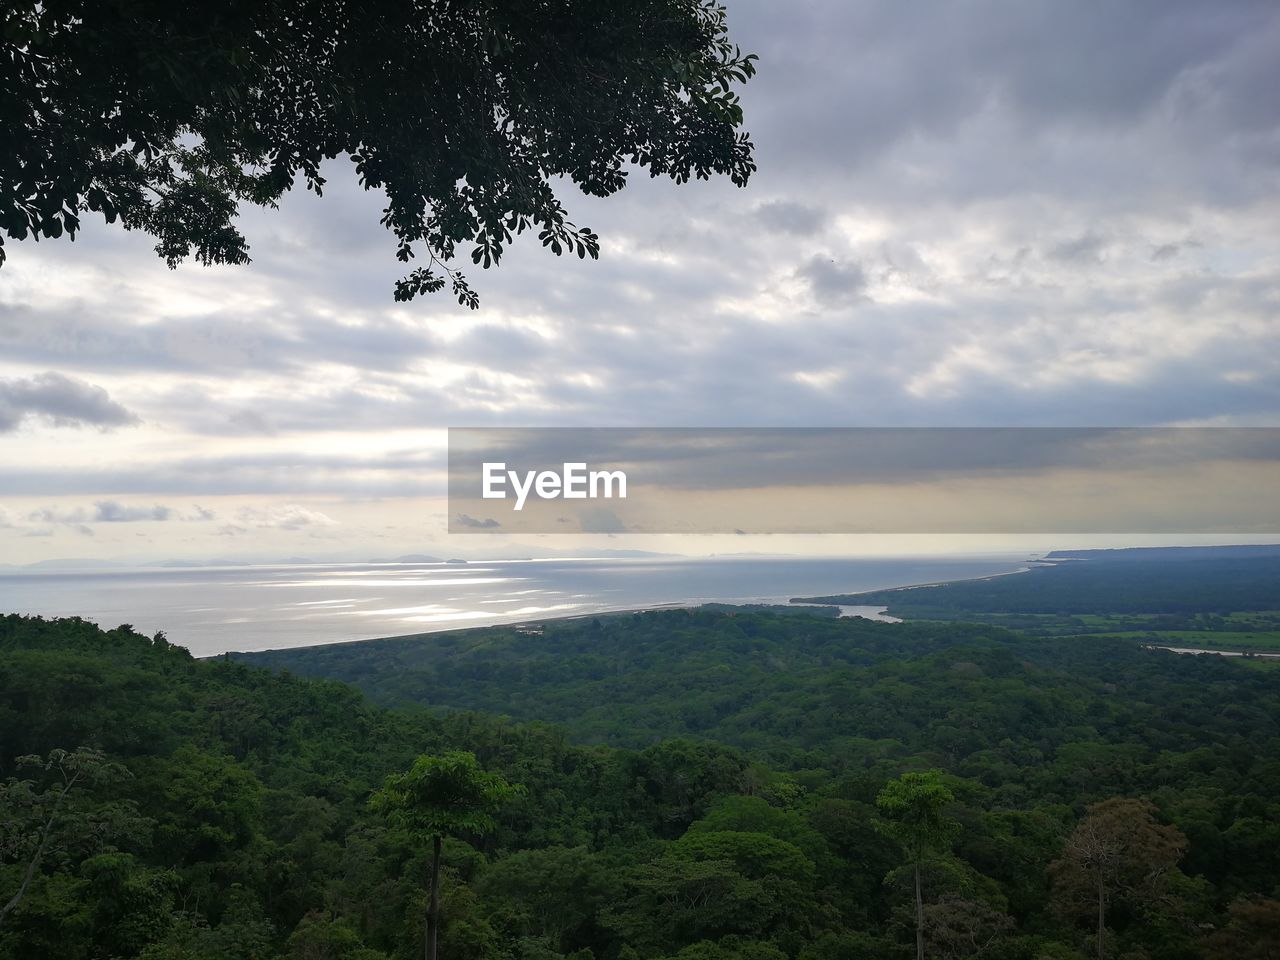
left=21, top=501, right=216, bottom=525
left=798, top=256, right=867, bottom=305
left=754, top=200, right=829, bottom=236
left=93, top=501, right=172, bottom=522
left=0, top=372, right=137, bottom=432
left=455, top=514, right=500, bottom=529
left=26, top=506, right=87, bottom=524
left=225, top=409, right=278, bottom=436
left=0, top=447, right=447, bottom=497
left=1047, top=233, right=1109, bottom=265
left=448, top=426, right=1280, bottom=494
left=1, top=0, right=1278, bottom=517
left=577, top=507, right=627, bottom=534
left=734, top=0, right=1280, bottom=201
left=0, top=304, right=442, bottom=378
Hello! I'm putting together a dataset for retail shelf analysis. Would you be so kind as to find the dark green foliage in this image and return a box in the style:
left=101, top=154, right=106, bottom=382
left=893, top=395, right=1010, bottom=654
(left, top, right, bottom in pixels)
left=875, top=772, right=960, bottom=960
left=698, top=604, right=842, bottom=619
left=239, top=609, right=1280, bottom=810
left=798, top=548, right=1280, bottom=620
left=0, top=0, right=756, bottom=303
left=3, top=610, right=1280, bottom=959
left=371, top=752, right=520, bottom=960
left=371, top=752, right=520, bottom=842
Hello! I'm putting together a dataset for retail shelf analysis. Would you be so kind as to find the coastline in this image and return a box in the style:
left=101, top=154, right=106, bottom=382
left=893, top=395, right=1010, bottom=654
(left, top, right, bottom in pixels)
left=789, top=561, right=1039, bottom=604
left=180, top=546, right=1280, bottom=661
left=219, top=598, right=904, bottom=658
left=1146, top=644, right=1280, bottom=660
left=220, top=557, right=1040, bottom=658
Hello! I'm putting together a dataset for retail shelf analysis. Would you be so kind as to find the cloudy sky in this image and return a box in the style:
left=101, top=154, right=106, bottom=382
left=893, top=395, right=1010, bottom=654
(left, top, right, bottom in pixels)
left=2, top=0, right=1278, bottom=562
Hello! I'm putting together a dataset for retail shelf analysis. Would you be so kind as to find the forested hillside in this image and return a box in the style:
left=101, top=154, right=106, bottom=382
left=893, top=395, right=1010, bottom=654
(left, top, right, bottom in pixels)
left=4, top=612, right=1277, bottom=959
left=796, top=548, right=1280, bottom=619
left=240, top=609, right=1279, bottom=778
left=795, top=548, right=1280, bottom=651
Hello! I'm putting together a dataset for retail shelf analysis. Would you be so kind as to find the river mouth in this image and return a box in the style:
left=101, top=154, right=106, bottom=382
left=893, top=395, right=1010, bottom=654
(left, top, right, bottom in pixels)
left=1146, top=644, right=1280, bottom=659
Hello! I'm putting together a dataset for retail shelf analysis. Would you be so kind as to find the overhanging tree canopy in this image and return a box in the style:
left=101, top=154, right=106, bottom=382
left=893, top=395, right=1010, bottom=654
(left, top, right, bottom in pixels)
left=0, top=0, right=757, bottom=304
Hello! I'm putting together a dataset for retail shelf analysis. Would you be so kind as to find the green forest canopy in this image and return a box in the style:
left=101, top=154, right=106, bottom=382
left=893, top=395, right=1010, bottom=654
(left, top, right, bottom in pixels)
left=3, top=609, right=1279, bottom=960
left=794, top=547, right=1280, bottom=649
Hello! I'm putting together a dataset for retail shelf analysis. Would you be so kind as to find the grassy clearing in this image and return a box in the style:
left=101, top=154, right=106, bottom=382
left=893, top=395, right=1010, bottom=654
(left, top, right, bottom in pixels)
left=1089, top=630, right=1280, bottom=652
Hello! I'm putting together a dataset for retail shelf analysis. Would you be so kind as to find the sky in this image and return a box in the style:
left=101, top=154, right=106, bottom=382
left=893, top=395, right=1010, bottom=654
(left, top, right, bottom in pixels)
left=1, top=0, right=1278, bottom=563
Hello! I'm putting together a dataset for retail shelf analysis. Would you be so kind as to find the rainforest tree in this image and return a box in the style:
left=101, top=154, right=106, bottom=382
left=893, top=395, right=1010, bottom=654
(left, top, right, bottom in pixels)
left=0, top=0, right=757, bottom=304
left=1049, top=798, right=1188, bottom=959
left=0, top=747, right=123, bottom=928
left=875, top=771, right=960, bottom=960
left=370, top=751, right=520, bottom=960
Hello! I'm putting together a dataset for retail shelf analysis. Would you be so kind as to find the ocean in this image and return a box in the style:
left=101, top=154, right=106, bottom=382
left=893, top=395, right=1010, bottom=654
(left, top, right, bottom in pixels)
left=0, top=555, right=1028, bottom=657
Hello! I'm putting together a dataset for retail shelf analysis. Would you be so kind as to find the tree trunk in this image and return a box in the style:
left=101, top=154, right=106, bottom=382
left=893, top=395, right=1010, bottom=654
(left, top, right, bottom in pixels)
left=1096, top=870, right=1106, bottom=960
left=0, top=770, right=80, bottom=928
left=427, top=834, right=442, bottom=960
left=915, top=862, right=924, bottom=960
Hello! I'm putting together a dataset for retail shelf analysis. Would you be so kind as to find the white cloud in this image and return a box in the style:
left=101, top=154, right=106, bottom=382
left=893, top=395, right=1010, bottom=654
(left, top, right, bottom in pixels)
left=221, top=505, right=340, bottom=535
left=1, top=0, right=1279, bottom=562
